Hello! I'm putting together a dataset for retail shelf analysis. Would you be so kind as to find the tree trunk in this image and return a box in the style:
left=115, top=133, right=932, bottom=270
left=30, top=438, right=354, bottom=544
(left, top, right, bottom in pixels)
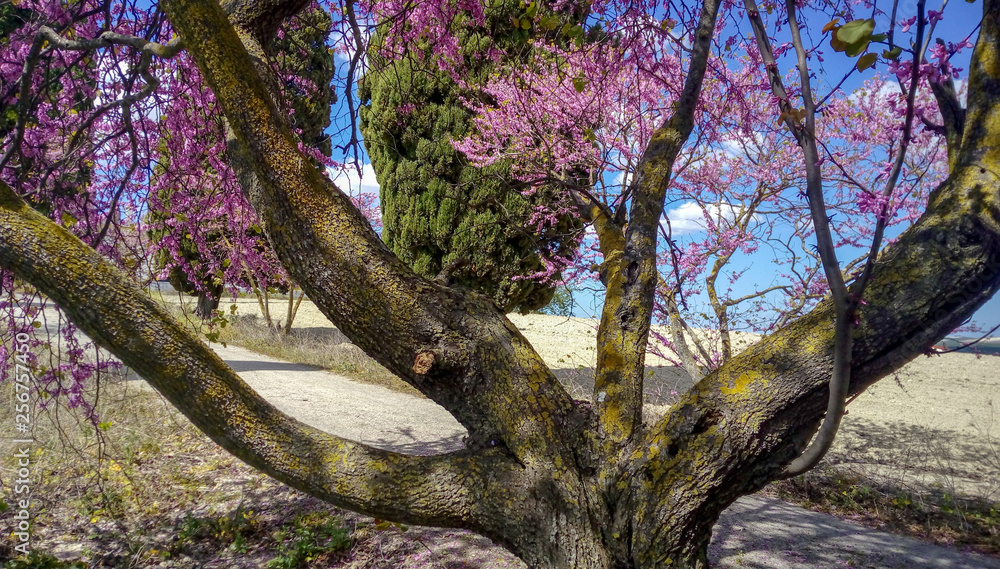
left=2, top=1, right=1000, bottom=568
left=194, top=283, right=222, bottom=319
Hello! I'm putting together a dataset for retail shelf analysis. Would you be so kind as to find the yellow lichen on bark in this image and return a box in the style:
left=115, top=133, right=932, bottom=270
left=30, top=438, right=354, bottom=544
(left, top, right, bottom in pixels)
left=0, top=179, right=513, bottom=529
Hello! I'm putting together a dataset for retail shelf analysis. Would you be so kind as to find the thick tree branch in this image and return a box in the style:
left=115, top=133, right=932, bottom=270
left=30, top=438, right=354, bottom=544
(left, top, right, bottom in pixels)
left=627, top=157, right=1000, bottom=563
left=930, top=76, right=967, bottom=171
left=566, top=186, right=626, bottom=261
left=35, top=25, right=184, bottom=57
left=625, top=0, right=1000, bottom=554
left=592, top=0, right=722, bottom=469
left=0, top=179, right=513, bottom=529
left=221, top=0, right=311, bottom=46
left=160, top=0, right=581, bottom=472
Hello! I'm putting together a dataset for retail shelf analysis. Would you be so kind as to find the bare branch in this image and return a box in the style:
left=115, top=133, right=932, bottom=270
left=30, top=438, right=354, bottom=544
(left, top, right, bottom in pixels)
left=657, top=278, right=709, bottom=380
left=592, top=0, right=723, bottom=470
left=744, top=0, right=855, bottom=477
left=853, top=1, right=927, bottom=303
left=36, top=25, right=184, bottom=57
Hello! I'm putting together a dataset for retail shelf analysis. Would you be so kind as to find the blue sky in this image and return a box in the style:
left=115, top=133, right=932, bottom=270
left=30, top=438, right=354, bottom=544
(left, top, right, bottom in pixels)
left=325, top=0, right=999, bottom=334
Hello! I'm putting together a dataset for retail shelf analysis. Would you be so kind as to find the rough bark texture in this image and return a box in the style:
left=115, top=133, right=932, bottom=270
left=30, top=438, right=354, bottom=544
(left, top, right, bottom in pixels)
left=194, top=286, right=221, bottom=319
left=2, top=0, right=999, bottom=567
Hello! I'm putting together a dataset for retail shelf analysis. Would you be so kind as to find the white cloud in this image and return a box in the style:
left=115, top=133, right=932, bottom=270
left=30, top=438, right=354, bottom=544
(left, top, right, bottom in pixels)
left=609, top=170, right=632, bottom=191
left=329, top=21, right=371, bottom=70
left=718, top=130, right=766, bottom=158
left=953, top=78, right=968, bottom=105
left=327, top=162, right=379, bottom=196
left=663, top=202, right=709, bottom=235
left=847, top=79, right=900, bottom=104
left=662, top=201, right=753, bottom=236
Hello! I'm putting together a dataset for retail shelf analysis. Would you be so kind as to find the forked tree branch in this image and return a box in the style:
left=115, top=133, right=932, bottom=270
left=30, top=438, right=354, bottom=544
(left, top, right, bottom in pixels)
left=0, top=179, right=514, bottom=529
left=592, top=0, right=722, bottom=471
left=631, top=4, right=1000, bottom=533
left=160, top=0, right=582, bottom=472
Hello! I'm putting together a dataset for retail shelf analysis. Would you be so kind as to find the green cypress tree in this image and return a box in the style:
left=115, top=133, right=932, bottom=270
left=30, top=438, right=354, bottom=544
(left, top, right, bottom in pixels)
left=359, top=2, right=585, bottom=314
left=272, top=6, right=335, bottom=157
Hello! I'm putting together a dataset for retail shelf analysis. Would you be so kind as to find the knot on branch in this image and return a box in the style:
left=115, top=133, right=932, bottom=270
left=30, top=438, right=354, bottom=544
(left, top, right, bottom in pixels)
left=413, top=351, right=435, bottom=375
left=433, top=258, right=469, bottom=286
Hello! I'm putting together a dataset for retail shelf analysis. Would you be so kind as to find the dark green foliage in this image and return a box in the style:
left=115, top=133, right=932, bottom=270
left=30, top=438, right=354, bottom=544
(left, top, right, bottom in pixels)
left=1, top=552, right=88, bottom=569
left=359, top=1, right=584, bottom=313
left=0, top=3, right=27, bottom=38
left=538, top=285, right=575, bottom=317
left=271, top=6, right=335, bottom=157
left=267, top=512, right=351, bottom=569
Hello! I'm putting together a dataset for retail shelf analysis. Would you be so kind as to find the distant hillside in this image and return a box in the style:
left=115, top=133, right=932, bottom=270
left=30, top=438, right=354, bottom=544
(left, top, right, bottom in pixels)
left=938, top=337, right=1000, bottom=356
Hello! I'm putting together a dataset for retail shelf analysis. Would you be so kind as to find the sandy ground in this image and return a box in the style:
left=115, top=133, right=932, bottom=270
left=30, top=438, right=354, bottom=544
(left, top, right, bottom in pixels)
left=124, top=293, right=1000, bottom=568
left=194, top=293, right=1000, bottom=500
left=191, top=342, right=998, bottom=569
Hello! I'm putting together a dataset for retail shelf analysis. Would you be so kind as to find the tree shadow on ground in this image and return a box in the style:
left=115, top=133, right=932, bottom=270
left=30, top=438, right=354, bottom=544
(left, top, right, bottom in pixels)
left=828, top=417, right=1000, bottom=500
left=365, top=428, right=466, bottom=455
left=223, top=358, right=326, bottom=373
left=709, top=496, right=1000, bottom=569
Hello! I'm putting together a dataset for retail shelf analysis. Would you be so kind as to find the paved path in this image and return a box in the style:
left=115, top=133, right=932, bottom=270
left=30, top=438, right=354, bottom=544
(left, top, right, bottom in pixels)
left=156, top=343, right=1000, bottom=569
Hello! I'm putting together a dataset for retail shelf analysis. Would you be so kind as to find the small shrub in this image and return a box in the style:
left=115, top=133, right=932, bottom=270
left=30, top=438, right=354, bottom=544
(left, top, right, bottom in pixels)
left=173, top=502, right=263, bottom=553
left=3, top=552, right=87, bottom=569
left=268, top=512, right=351, bottom=569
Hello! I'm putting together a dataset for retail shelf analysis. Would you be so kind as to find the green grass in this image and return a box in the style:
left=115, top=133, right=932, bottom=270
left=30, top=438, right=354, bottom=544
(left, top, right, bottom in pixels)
left=0, top=360, right=359, bottom=567
left=3, top=552, right=89, bottom=568
left=267, top=512, right=352, bottom=569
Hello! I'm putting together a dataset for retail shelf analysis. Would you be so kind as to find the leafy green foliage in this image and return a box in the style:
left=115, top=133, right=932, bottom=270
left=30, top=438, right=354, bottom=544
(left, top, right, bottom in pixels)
left=2, top=552, right=88, bottom=569
left=537, top=285, right=575, bottom=317
left=857, top=52, right=878, bottom=71
left=826, top=18, right=878, bottom=59
left=169, top=501, right=279, bottom=559
left=272, top=7, right=336, bottom=158
left=359, top=2, right=584, bottom=313
left=267, top=512, right=351, bottom=569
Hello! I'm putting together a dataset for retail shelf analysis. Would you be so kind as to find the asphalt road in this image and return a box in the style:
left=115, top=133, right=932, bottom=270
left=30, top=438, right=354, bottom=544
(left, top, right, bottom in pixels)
left=199, top=342, right=999, bottom=569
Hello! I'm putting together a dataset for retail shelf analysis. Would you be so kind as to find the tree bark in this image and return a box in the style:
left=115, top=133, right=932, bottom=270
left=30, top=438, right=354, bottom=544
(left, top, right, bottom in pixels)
left=1, top=0, right=999, bottom=567
left=194, top=282, right=223, bottom=319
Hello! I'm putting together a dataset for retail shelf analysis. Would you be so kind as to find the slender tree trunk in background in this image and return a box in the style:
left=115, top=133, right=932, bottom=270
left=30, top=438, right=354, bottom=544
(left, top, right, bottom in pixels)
left=194, top=282, right=223, bottom=319
left=247, top=271, right=276, bottom=328
left=283, top=285, right=303, bottom=334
